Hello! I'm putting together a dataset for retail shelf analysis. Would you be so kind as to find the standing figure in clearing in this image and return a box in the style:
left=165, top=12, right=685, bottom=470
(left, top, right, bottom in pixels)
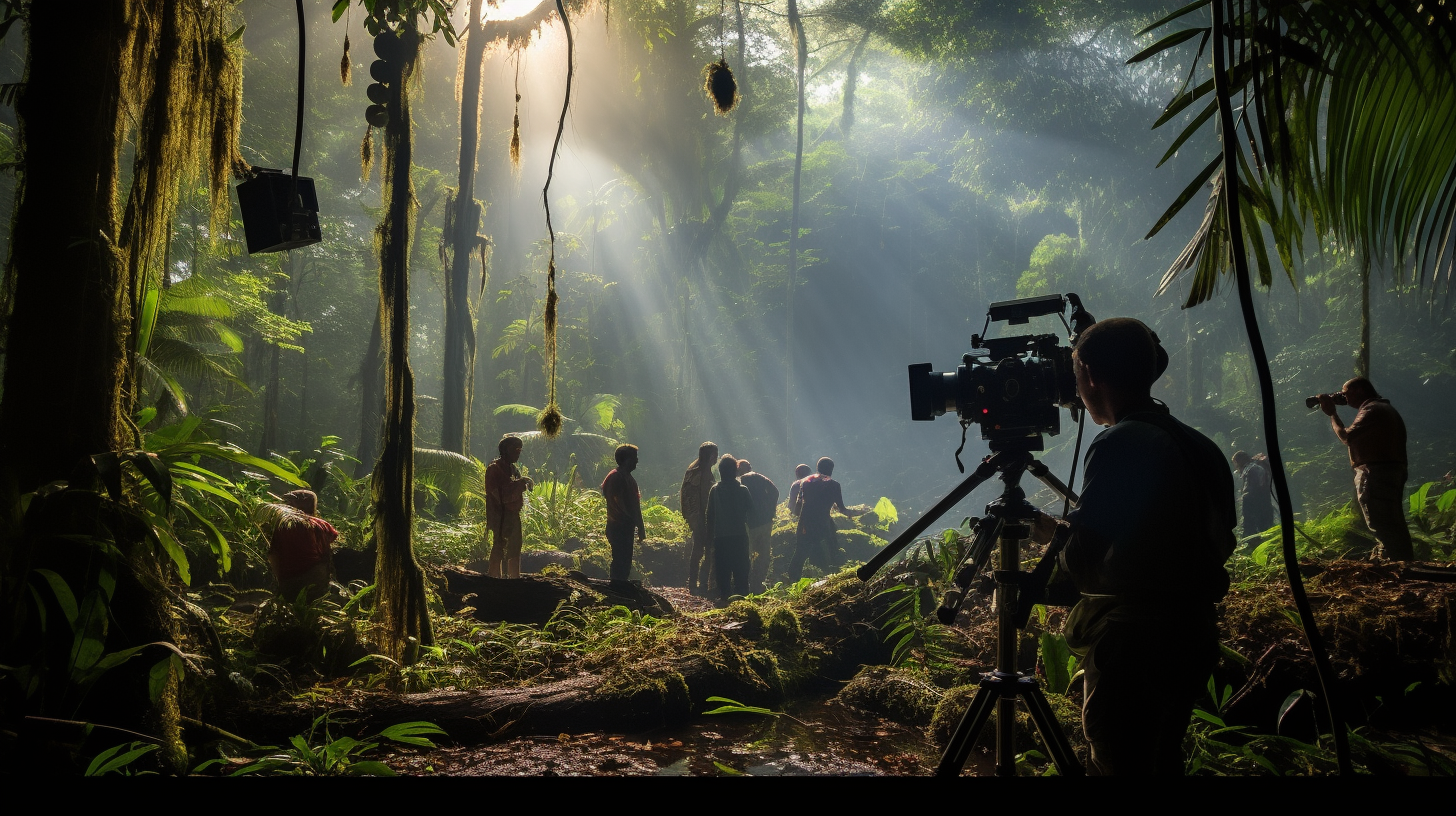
left=1231, top=450, right=1273, bottom=541
left=787, top=463, right=812, bottom=518
left=738, top=459, right=779, bottom=591
left=706, top=455, right=755, bottom=603
left=681, top=441, right=718, bottom=595
left=485, top=435, right=534, bottom=579
left=601, top=444, right=646, bottom=582
left=791, top=457, right=851, bottom=580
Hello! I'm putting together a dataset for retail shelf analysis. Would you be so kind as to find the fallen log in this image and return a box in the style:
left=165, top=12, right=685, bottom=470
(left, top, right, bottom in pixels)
left=439, top=568, right=674, bottom=625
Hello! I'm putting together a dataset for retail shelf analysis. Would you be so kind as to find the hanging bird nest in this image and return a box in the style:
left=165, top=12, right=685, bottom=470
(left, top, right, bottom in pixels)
left=703, top=57, right=738, bottom=116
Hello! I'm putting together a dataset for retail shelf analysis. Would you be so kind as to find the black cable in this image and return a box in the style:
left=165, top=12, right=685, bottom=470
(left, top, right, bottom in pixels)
left=1062, top=408, right=1086, bottom=519
left=290, top=0, right=306, bottom=210
left=1211, top=0, right=1352, bottom=775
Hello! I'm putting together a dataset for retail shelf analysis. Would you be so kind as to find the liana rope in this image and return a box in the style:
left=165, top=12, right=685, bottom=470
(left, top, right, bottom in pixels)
left=537, top=0, right=575, bottom=437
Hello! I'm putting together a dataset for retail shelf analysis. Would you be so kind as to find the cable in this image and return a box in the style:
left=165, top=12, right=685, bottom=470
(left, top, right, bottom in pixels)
left=291, top=0, right=306, bottom=210
left=1211, top=0, right=1351, bottom=775
left=1062, top=408, right=1086, bottom=519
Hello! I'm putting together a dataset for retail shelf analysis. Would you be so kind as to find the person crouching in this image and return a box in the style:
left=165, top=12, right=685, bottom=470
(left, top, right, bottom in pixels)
left=268, top=489, right=339, bottom=602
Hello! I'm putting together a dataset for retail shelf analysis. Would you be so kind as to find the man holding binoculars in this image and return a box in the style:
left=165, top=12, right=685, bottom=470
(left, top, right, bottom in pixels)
left=1313, top=377, right=1413, bottom=561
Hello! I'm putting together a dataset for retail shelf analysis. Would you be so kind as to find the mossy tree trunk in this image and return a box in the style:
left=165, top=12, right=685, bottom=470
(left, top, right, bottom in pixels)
left=372, top=25, right=433, bottom=662
left=441, top=0, right=488, bottom=457
left=355, top=306, right=384, bottom=478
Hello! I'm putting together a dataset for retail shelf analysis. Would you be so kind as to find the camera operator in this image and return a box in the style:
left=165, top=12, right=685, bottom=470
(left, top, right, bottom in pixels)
left=1032, top=318, right=1236, bottom=776
left=1316, top=377, right=1412, bottom=561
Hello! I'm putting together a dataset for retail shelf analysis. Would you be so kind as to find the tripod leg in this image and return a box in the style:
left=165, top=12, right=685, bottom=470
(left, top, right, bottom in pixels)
left=996, top=696, right=1016, bottom=776
left=1021, top=684, right=1085, bottom=777
left=935, top=684, right=997, bottom=777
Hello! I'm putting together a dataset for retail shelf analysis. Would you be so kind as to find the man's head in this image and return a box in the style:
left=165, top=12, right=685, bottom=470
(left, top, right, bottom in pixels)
left=816, top=457, right=834, bottom=477
left=738, top=459, right=753, bottom=477
left=795, top=464, right=812, bottom=479
left=615, top=443, right=639, bottom=471
left=499, top=435, right=525, bottom=463
left=1232, top=450, right=1250, bottom=469
left=717, top=454, right=740, bottom=483
left=282, top=489, right=318, bottom=516
left=1073, top=317, right=1166, bottom=425
left=1342, top=377, right=1379, bottom=409
left=698, top=441, right=719, bottom=466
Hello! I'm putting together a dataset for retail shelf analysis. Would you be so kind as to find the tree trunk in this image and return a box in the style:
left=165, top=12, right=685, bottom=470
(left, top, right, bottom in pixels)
left=0, top=3, right=134, bottom=491
left=785, top=0, right=807, bottom=455
left=442, top=0, right=488, bottom=457
left=257, top=261, right=289, bottom=455
left=372, top=25, right=433, bottom=663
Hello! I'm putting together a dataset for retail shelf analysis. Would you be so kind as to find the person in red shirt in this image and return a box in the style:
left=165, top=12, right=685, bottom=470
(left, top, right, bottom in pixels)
left=268, top=489, right=339, bottom=601
left=790, top=457, right=851, bottom=580
left=486, top=435, right=534, bottom=579
left=601, top=444, right=646, bottom=582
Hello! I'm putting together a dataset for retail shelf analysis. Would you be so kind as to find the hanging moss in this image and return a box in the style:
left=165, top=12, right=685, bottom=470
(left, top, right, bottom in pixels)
left=360, top=124, right=374, bottom=182
left=703, top=58, right=738, bottom=116
left=341, top=33, right=352, bottom=86
left=509, top=67, right=522, bottom=169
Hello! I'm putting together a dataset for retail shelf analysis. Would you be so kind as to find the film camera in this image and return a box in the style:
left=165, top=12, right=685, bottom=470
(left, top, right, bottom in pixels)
left=908, top=293, right=1095, bottom=451
left=1305, top=392, right=1348, bottom=410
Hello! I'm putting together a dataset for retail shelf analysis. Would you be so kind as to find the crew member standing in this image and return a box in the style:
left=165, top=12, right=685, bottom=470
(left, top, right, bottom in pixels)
left=1318, top=377, right=1413, bottom=560
left=787, top=464, right=812, bottom=517
left=485, top=435, right=534, bottom=579
left=601, top=444, right=646, bottom=582
left=681, top=441, right=718, bottom=595
left=706, top=455, right=754, bottom=603
left=1231, top=450, right=1273, bottom=541
left=738, top=460, right=779, bottom=591
left=791, top=457, right=851, bottom=580
left=1032, top=318, right=1235, bottom=775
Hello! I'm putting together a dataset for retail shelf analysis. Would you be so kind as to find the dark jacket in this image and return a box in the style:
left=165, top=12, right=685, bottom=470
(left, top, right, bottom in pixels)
left=706, top=479, right=755, bottom=541
left=739, top=472, right=779, bottom=528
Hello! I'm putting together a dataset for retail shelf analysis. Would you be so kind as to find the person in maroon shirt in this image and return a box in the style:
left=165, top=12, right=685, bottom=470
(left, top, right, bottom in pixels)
left=601, top=444, right=646, bottom=581
left=485, top=435, right=534, bottom=578
left=269, top=489, right=339, bottom=601
left=790, top=457, right=851, bottom=580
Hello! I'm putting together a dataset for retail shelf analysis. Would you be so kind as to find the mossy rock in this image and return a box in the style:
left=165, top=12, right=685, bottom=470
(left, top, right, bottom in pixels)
left=763, top=605, right=802, bottom=648
left=836, top=666, right=944, bottom=728
left=722, top=600, right=765, bottom=638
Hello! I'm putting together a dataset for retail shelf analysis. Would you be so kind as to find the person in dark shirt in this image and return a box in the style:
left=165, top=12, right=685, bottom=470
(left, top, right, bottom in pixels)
left=269, top=489, right=339, bottom=601
left=1031, top=317, right=1235, bottom=775
left=601, top=444, right=646, bottom=582
left=1318, top=377, right=1412, bottom=560
left=706, top=455, right=754, bottom=603
left=1231, top=450, right=1273, bottom=541
left=786, top=463, right=812, bottom=518
left=790, top=457, right=850, bottom=580
left=680, top=442, right=718, bottom=595
left=737, top=460, right=779, bottom=591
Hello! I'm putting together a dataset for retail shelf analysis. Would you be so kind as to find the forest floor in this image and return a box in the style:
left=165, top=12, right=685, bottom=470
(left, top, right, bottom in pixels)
left=190, top=534, right=1456, bottom=776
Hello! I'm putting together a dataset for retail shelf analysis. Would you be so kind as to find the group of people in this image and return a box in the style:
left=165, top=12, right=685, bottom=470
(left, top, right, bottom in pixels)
left=1231, top=376, right=1413, bottom=561
left=680, top=443, right=854, bottom=602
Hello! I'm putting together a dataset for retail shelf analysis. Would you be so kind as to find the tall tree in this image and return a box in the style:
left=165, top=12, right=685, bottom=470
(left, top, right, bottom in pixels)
left=442, top=0, right=489, bottom=456
left=0, top=0, right=244, bottom=768
left=785, top=0, right=807, bottom=454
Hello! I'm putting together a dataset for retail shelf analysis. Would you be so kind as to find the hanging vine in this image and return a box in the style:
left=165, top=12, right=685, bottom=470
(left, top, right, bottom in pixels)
left=536, top=0, right=575, bottom=438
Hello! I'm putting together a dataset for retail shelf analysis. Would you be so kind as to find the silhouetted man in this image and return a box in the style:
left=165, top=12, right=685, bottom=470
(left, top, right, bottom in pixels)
left=1318, top=377, right=1412, bottom=560
left=602, top=444, right=645, bottom=582
left=1231, top=450, right=1273, bottom=540
left=706, top=455, right=754, bottom=603
left=738, top=459, right=779, bottom=591
left=681, top=441, right=718, bottom=595
left=791, top=457, right=850, bottom=580
left=787, top=463, right=812, bottom=518
left=1032, top=317, right=1235, bottom=776
left=486, top=435, right=533, bottom=579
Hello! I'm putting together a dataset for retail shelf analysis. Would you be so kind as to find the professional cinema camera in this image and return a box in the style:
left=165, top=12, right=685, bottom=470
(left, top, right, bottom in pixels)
left=860, top=292, right=1097, bottom=777
left=908, top=293, right=1096, bottom=453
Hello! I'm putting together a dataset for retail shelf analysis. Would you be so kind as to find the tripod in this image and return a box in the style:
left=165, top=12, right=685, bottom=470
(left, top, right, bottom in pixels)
left=857, top=448, right=1084, bottom=777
